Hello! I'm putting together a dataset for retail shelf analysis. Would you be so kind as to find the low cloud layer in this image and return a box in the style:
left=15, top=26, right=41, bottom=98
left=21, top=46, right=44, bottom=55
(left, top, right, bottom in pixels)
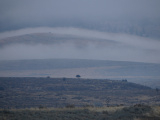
left=0, top=27, right=160, bottom=63
left=0, top=0, right=160, bottom=35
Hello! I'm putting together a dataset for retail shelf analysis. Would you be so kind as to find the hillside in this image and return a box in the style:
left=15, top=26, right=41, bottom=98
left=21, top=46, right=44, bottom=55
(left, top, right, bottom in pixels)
left=0, top=77, right=159, bottom=109
left=0, top=33, right=113, bottom=48
left=0, top=59, right=160, bottom=88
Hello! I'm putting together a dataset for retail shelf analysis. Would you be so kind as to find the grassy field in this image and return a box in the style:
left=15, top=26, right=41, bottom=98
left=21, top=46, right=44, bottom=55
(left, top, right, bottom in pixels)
left=0, top=105, right=160, bottom=120
left=0, top=59, right=160, bottom=88
left=0, top=77, right=160, bottom=119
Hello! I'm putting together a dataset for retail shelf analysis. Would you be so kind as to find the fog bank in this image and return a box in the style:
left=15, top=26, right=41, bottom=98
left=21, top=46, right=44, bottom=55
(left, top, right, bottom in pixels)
left=0, top=27, right=160, bottom=63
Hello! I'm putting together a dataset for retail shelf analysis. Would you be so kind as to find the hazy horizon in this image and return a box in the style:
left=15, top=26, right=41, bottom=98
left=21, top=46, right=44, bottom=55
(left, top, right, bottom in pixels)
left=0, top=0, right=160, bottom=63
left=1, top=0, right=160, bottom=32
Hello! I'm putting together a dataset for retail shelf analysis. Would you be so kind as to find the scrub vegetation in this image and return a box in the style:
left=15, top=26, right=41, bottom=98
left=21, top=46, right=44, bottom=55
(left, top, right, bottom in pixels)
left=0, top=77, right=159, bottom=109
left=0, top=77, right=160, bottom=119
left=0, top=105, right=160, bottom=120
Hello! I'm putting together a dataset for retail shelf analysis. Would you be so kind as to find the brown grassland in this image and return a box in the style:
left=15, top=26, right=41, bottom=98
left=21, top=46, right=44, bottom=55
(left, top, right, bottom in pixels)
left=0, top=77, right=160, bottom=120
left=0, top=105, right=160, bottom=120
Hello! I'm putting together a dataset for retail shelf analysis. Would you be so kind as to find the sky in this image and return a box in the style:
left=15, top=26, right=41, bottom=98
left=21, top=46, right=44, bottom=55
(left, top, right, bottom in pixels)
left=0, top=0, right=160, bottom=63
left=0, top=0, right=160, bottom=32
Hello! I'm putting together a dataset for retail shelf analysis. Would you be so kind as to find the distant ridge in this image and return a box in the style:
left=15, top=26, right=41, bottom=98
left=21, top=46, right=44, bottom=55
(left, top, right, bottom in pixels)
left=0, top=33, right=112, bottom=47
left=0, top=58, right=158, bottom=70
left=0, top=59, right=160, bottom=88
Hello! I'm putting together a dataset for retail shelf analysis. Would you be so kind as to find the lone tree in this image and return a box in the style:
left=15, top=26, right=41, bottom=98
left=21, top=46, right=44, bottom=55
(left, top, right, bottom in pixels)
left=63, top=77, right=66, bottom=81
left=76, top=75, right=81, bottom=78
left=156, top=88, right=159, bottom=93
left=47, top=76, right=50, bottom=79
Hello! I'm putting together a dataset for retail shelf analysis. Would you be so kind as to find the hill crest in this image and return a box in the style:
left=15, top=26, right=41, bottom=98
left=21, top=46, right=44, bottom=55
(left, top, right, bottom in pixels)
left=0, top=77, right=157, bottom=109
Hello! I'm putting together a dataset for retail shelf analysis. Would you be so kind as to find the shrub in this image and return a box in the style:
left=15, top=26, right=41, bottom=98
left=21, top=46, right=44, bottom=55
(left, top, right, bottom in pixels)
left=65, top=104, right=75, bottom=108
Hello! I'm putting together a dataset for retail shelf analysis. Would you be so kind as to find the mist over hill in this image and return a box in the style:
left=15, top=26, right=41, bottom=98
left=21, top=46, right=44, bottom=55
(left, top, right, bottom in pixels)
left=1, top=0, right=160, bottom=39
left=0, top=2, right=160, bottom=119
left=0, top=1, right=160, bottom=62
left=0, top=1, right=160, bottom=92
left=0, top=30, right=160, bottom=63
left=0, top=30, right=160, bottom=88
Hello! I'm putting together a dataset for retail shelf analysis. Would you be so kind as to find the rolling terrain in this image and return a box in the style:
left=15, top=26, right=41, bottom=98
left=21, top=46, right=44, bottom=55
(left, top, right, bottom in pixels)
left=0, top=32, right=160, bottom=89
left=0, top=31, right=160, bottom=63
left=0, top=59, right=160, bottom=88
left=0, top=32, right=160, bottom=120
left=0, top=77, right=159, bottom=109
left=1, top=1, right=160, bottom=119
left=0, top=32, right=116, bottom=48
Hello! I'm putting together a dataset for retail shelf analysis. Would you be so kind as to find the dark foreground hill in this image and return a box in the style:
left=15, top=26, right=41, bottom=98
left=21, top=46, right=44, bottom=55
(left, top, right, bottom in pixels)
left=0, top=77, right=159, bottom=109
